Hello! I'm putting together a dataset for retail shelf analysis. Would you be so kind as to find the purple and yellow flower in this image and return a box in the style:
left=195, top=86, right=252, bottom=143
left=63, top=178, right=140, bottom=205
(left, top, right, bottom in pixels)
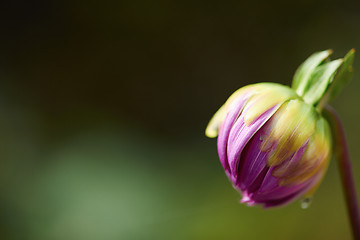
left=206, top=50, right=354, bottom=208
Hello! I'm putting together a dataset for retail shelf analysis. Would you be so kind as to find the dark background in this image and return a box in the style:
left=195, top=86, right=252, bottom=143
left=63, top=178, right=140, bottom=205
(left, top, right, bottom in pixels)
left=1, top=0, right=360, bottom=239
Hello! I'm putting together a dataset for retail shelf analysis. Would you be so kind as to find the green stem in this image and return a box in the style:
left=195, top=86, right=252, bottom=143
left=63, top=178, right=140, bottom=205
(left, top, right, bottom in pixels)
left=324, top=105, right=360, bottom=240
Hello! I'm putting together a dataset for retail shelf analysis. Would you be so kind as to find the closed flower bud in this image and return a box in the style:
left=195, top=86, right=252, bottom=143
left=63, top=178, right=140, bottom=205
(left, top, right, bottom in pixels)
left=206, top=50, right=354, bottom=208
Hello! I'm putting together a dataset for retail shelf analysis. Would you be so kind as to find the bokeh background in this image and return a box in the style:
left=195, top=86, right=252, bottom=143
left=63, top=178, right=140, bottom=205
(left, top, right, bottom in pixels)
left=1, top=0, right=360, bottom=239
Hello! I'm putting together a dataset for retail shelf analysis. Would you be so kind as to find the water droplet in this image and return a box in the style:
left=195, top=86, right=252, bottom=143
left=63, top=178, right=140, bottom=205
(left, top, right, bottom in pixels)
left=300, top=197, right=312, bottom=209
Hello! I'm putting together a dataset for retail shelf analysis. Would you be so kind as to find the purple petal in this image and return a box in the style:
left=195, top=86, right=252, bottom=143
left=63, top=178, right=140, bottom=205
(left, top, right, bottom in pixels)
left=252, top=167, right=309, bottom=201
left=245, top=167, right=324, bottom=208
left=256, top=142, right=308, bottom=194
left=237, top=125, right=315, bottom=207
left=237, top=122, right=273, bottom=191
left=262, top=189, right=307, bottom=208
left=217, top=95, right=250, bottom=173
left=226, top=105, right=278, bottom=182
left=262, top=172, right=324, bottom=208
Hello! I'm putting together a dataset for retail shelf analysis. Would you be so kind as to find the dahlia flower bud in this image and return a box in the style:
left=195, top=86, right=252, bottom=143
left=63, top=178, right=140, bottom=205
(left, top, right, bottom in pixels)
left=206, top=49, right=354, bottom=208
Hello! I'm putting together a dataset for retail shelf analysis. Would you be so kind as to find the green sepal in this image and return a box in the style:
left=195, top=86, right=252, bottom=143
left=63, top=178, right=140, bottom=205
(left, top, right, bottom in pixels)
left=321, top=49, right=355, bottom=105
left=303, top=59, right=343, bottom=105
left=292, top=50, right=333, bottom=96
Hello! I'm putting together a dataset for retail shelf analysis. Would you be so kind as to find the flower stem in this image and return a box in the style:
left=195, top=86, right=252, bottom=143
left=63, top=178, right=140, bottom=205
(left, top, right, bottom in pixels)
left=324, top=105, right=360, bottom=239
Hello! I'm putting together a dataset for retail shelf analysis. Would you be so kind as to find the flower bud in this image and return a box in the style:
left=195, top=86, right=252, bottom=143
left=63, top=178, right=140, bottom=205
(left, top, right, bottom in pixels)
left=206, top=83, right=332, bottom=208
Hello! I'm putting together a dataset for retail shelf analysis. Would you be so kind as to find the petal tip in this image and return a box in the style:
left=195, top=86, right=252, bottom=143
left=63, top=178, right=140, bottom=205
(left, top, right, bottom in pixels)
left=241, top=192, right=256, bottom=206
left=205, top=127, right=218, bottom=138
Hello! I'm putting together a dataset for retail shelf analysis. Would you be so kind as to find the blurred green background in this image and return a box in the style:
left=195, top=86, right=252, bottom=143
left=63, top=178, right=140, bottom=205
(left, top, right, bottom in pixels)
left=1, top=0, right=360, bottom=239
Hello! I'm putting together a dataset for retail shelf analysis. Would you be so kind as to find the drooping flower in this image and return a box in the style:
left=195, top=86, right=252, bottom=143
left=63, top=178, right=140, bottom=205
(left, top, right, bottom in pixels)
left=206, top=49, right=354, bottom=208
